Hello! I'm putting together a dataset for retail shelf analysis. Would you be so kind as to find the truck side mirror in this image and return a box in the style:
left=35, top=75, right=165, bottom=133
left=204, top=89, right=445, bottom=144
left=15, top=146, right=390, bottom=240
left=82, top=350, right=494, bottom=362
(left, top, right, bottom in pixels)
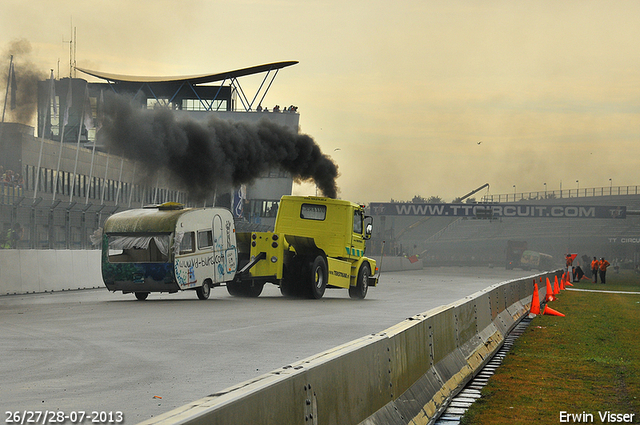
left=364, top=217, right=373, bottom=240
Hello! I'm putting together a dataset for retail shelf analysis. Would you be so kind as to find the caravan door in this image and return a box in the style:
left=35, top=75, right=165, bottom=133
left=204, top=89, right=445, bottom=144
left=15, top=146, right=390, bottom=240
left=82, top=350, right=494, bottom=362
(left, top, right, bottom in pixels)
left=212, top=211, right=238, bottom=283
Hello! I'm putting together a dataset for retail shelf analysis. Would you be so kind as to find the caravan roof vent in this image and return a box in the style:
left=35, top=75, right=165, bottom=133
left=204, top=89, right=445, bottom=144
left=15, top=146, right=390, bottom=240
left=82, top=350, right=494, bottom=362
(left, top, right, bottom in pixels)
left=143, top=202, right=185, bottom=210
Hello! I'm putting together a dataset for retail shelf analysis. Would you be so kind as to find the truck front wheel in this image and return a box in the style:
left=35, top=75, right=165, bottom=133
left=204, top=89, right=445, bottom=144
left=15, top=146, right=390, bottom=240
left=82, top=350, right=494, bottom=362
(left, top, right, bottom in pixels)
left=308, top=256, right=327, bottom=299
left=349, top=263, right=370, bottom=299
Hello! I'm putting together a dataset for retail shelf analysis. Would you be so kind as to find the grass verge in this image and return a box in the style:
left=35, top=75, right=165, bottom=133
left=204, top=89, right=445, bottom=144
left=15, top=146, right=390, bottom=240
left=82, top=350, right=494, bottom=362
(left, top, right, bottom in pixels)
left=460, top=270, right=640, bottom=424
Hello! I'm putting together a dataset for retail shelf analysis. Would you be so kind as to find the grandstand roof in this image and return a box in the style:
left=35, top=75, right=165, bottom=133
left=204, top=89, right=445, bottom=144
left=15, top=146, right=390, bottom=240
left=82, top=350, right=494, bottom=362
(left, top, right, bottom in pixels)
left=76, top=61, right=299, bottom=84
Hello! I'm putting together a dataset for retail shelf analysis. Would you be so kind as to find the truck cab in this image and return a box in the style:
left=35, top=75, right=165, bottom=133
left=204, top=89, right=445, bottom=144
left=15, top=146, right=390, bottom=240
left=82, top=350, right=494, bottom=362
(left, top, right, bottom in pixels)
left=233, top=196, right=378, bottom=299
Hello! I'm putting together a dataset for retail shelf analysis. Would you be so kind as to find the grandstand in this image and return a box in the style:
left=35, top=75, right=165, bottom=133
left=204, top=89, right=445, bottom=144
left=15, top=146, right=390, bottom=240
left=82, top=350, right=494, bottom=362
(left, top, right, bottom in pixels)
left=370, top=192, right=640, bottom=270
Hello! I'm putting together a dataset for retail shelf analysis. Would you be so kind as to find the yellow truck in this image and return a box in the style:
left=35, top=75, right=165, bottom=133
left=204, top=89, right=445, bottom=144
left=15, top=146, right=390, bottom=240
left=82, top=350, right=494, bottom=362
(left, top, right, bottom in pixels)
left=230, top=195, right=379, bottom=299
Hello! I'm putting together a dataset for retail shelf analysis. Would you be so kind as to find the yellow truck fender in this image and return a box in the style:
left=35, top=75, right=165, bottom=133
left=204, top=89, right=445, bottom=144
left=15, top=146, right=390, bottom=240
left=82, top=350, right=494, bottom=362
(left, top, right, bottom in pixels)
left=350, top=257, right=378, bottom=288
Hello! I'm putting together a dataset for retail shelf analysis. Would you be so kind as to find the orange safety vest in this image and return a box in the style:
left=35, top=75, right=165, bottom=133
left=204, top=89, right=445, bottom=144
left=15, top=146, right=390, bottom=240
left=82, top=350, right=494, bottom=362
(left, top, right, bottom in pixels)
left=599, top=260, right=610, bottom=271
left=591, top=259, right=600, bottom=270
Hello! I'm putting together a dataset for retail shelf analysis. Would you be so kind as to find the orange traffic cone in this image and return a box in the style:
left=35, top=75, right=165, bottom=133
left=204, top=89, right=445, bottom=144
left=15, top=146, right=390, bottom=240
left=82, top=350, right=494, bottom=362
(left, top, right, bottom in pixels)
left=553, top=276, right=560, bottom=295
left=559, top=274, right=565, bottom=290
left=565, top=275, right=574, bottom=287
left=545, top=277, right=555, bottom=302
left=529, top=282, right=541, bottom=315
left=543, top=304, right=565, bottom=317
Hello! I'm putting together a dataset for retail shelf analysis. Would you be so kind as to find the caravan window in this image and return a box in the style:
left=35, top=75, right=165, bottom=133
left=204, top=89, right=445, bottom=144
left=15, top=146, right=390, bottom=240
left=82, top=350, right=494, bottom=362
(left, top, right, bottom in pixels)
left=107, top=234, right=171, bottom=263
left=197, top=230, right=213, bottom=250
left=179, top=232, right=195, bottom=254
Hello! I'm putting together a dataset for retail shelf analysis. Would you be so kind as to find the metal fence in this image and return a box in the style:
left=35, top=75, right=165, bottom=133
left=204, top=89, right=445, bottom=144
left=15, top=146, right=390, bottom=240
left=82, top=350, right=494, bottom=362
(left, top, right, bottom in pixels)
left=0, top=198, right=116, bottom=250
left=1, top=186, right=273, bottom=250
left=481, top=185, right=640, bottom=203
left=0, top=182, right=24, bottom=206
left=1, top=179, right=196, bottom=250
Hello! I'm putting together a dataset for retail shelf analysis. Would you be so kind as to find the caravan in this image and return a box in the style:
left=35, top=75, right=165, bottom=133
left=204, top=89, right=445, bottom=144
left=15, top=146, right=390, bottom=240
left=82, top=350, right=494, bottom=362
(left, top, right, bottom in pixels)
left=102, top=203, right=237, bottom=300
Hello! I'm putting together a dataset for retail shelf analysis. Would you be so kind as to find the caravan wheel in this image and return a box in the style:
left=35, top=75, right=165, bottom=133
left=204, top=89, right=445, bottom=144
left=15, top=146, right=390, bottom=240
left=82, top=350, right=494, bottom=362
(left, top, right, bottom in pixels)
left=196, top=281, right=211, bottom=300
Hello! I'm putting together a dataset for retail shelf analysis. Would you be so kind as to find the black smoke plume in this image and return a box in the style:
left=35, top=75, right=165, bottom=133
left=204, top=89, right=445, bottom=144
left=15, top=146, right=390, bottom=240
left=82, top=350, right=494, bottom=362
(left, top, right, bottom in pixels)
left=1, top=39, right=46, bottom=124
left=97, top=92, right=339, bottom=200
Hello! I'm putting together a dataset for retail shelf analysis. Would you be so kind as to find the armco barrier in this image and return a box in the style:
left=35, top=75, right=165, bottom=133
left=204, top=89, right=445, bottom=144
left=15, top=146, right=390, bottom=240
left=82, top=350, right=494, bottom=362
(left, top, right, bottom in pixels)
left=138, top=271, right=559, bottom=425
left=0, top=250, right=102, bottom=295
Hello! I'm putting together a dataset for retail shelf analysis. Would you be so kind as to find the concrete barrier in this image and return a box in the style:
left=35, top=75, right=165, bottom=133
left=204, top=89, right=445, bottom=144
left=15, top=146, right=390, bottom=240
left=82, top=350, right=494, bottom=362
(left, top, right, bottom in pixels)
left=0, top=250, right=102, bottom=295
left=138, top=271, right=559, bottom=425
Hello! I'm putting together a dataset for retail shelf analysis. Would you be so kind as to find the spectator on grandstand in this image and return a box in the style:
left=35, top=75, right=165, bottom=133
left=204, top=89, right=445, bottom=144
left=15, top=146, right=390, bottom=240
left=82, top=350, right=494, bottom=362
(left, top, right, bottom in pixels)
left=3, top=169, right=16, bottom=184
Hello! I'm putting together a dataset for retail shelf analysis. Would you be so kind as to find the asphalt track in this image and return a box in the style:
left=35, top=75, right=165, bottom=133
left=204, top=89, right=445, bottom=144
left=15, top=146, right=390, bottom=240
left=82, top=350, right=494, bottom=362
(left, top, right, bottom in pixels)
left=0, top=267, right=537, bottom=424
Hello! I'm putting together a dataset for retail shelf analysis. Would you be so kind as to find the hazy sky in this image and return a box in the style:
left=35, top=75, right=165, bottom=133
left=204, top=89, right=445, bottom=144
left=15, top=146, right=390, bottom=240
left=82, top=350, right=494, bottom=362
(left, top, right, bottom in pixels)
left=2, top=0, right=640, bottom=204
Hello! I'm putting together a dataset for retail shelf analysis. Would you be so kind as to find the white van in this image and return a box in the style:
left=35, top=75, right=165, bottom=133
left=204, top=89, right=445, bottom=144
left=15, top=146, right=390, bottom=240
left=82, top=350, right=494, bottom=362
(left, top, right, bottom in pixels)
left=101, top=203, right=238, bottom=300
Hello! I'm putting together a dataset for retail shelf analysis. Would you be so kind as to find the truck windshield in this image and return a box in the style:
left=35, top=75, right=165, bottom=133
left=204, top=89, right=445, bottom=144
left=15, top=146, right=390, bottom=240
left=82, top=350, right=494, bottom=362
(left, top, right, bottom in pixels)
left=107, top=234, right=171, bottom=263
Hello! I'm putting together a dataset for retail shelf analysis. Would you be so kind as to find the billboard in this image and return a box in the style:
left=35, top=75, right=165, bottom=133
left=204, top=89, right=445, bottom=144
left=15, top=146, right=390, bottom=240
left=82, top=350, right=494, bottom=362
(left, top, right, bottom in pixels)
left=369, top=203, right=626, bottom=219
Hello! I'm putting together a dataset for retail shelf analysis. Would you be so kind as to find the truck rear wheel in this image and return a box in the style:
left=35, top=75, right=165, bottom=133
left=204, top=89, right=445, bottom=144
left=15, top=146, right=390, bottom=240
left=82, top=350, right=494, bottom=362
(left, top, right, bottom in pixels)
left=196, top=281, right=211, bottom=300
left=308, top=255, right=327, bottom=299
left=227, top=280, right=243, bottom=297
left=280, top=275, right=297, bottom=297
left=243, top=282, right=264, bottom=297
left=349, top=263, right=370, bottom=299
left=281, top=255, right=303, bottom=297
left=227, top=280, right=264, bottom=297
left=134, top=292, right=149, bottom=301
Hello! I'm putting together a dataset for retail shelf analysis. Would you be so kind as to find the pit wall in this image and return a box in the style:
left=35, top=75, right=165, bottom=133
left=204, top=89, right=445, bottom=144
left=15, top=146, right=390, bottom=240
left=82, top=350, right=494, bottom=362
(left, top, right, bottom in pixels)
left=0, top=250, right=102, bottom=295
left=138, top=271, right=559, bottom=425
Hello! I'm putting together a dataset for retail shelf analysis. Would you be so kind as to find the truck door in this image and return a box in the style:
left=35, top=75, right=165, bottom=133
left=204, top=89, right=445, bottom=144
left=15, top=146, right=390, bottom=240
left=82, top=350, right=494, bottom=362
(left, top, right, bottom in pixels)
left=350, top=209, right=366, bottom=258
